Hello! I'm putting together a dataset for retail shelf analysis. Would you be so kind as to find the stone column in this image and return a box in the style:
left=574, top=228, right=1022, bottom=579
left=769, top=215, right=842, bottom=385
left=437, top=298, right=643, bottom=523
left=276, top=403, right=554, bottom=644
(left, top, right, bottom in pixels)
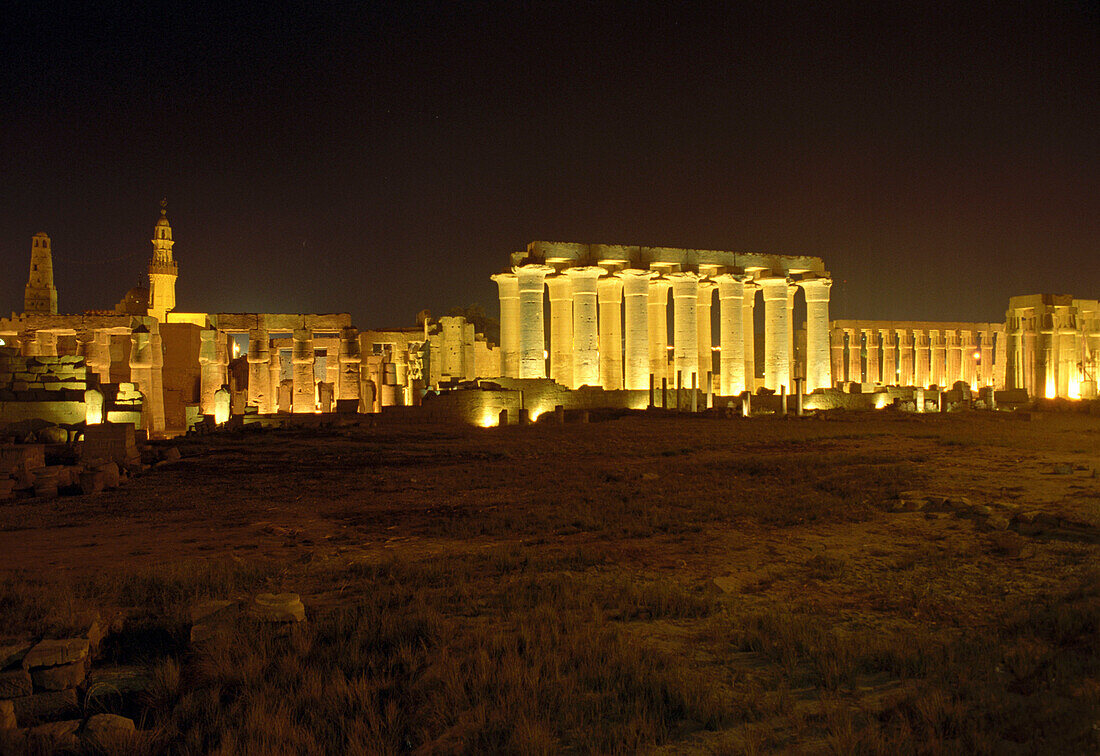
left=931, top=330, right=947, bottom=387
left=36, top=330, right=58, bottom=357
left=292, top=328, right=315, bottom=413
left=338, top=327, right=362, bottom=407
left=130, top=326, right=165, bottom=434
left=915, top=331, right=931, bottom=388
left=898, top=330, right=915, bottom=386
left=81, top=331, right=108, bottom=385
left=980, top=330, right=994, bottom=387
left=567, top=267, right=602, bottom=387
left=268, top=348, right=284, bottom=412
left=716, top=274, right=746, bottom=395
left=743, top=283, right=758, bottom=390
left=882, top=329, right=897, bottom=385
left=491, top=272, right=520, bottom=377
left=993, top=329, right=1007, bottom=389
left=962, top=330, right=978, bottom=387
left=946, top=330, right=962, bottom=387
left=865, top=329, right=880, bottom=384
left=515, top=265, right=553, bottom=379
left=246, top=329, right=273, bottom=414
left=545, top=275, right=574, bottom=388
left=830, top=327, right=845, bottom=388
left=799, top=279, right=832, bottom=392
left=696, top=280, right=716, bottom=389
left=597, top=275, right=624, bottom=390
left=19, top=331, right=39, bottom=357
left=198, top=329, right=227, bottom=415
left=759, top=276, right=791, bottom=391
left=669, top=272, right=701, bottom=388
left=619, top=270, right=654, bottom=390
left=648, top=277, right=671, bottom=386
left=847, top=329, right=862, bottom=384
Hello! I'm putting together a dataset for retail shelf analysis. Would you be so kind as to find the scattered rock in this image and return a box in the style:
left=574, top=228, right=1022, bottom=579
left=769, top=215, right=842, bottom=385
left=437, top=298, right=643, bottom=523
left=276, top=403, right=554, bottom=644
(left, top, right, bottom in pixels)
left=0, top=699, right=14, bottom=730
left=161, top=446, right=181, bottom=462
left=79, top=470, right=105, bottom=494
left=641, top=472, right=659, bottom=481
left=10, top=689, right=79, bottom=721
left=24, top=718, right=80, bottom=749
left=83, top=713, right=136, bottom=738
left=712, top=576, right=738, bottom=594
left=0, top=669, right=33, bottom=698
left=31, top=661, right=86, bottom=691
left=985, top=514, right=1011, bottom=531
left=1051, top=463, right=1073, bottom=475
left=190, top=599, right=239, bottom=625
left=248, top=593, right=306, bottom=623
left=85, top=664, right=153, bottom=697
left=22, top=639, right=89, bottom=669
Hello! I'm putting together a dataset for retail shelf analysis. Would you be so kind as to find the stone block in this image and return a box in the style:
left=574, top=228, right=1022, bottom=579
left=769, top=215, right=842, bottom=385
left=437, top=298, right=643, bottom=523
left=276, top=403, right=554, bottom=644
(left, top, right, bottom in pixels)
left=22, top=639, right=89, bottom=669
left=247, top=593, right=306, bottom=623
left=190, top=599, right=239, bottom=625
left=31, top=661, right=85, bottom=691
left=24, top=718, right=80, bottom=749
left=81, top=423, right=139, bottom=466
left=0, top=669, right=32, bottom=698
left=85, top=665, right=153, bottom=698
left=79, top=470, right=104, bottom=494
left=0, top=699, right=14, bottom=730
left=10, top=382, right=28, bottom=392
left=10, top=689, right=78, bottom=721
left=0, top=642, right=31, bottom=670
left=84, top=713, right=135, bottom=738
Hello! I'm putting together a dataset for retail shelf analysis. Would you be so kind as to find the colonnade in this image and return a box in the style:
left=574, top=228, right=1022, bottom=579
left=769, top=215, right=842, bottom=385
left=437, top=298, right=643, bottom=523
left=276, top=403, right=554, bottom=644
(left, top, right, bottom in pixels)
left=493, top=246, right=833, bottom=395
left=1005, top=295, right=1100, bottom=399
left=829, top=321, right=1006, bottom=389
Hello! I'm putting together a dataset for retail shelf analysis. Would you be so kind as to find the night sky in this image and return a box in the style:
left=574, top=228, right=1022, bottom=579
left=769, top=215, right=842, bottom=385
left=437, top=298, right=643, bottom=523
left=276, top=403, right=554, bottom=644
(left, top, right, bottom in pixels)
left=1, top=1, right=1096, bottom=328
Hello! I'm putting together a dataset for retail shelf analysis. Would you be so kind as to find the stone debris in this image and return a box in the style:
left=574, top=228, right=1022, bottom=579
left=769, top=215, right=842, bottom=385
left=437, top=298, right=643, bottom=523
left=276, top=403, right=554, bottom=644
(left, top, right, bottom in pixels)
left=22, top=638, right=89, bottom=669
left=248, top=593, right=307, bottom=623
left=10, top=688, right=79, bottom=721
left=31, top=661, right=85, bottom=691
left=0, top=669, right=32, bottom=699
left=83, top=713, right=136, bottom=738
left=190, top=593, right=308, bottom=646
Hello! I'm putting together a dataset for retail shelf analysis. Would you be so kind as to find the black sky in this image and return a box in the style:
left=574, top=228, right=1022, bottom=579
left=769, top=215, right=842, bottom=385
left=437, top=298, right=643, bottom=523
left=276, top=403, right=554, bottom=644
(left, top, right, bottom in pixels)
left=1, top=1, right=1097, bottom=327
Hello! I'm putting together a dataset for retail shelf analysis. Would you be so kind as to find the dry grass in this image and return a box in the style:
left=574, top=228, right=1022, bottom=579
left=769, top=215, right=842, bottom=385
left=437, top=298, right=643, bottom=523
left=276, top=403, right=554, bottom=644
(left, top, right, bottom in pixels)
left=1, top=412, right=1099, bottom=753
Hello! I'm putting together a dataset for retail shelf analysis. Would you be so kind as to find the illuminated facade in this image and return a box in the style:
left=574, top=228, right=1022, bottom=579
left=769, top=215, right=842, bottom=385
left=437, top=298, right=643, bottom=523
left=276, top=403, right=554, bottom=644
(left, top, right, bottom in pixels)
left=1005, top=295, right=1099, bottom=399
left=829, top=320, right=1006, bottom=389
left=493, top=242, right=833, bottom=395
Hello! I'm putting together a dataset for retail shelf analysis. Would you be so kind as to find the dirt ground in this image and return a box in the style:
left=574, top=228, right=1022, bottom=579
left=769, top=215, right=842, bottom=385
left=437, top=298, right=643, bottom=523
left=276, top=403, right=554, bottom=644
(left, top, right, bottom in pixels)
left=2, top=409, right=1099, bottom=753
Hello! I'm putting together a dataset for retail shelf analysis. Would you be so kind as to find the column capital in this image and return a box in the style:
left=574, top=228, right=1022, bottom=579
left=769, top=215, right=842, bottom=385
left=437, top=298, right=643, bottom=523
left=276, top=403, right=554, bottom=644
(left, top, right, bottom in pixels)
left=798, top=277, right=833, bottom=302
left=666, top=270, right=700, bottom=283
left=616, top=268, right=656, bottom=281
left=696, top=279, right=717, bottom=294
left=490, top=271, right=518, bottom=285
left=757, top=276, right=790, bottom=299
left=562, top=265, right=603, bottom=279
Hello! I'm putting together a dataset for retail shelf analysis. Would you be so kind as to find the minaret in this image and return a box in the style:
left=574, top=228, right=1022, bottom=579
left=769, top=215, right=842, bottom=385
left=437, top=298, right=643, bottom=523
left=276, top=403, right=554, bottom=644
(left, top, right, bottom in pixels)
left=24, top=232, right=58, bottom=314
left=147, top=199, right=178, bottom=322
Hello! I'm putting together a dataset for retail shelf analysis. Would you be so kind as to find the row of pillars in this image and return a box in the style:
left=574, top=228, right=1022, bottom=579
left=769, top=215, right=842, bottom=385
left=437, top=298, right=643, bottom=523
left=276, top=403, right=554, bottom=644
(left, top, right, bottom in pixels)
left=831, top=327, right=1001, bottom=388
left=492, top=266, right=833, bottom=395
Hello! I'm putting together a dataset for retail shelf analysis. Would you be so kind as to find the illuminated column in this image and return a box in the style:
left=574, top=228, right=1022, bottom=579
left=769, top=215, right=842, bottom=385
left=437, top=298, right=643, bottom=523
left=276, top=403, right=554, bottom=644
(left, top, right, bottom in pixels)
left=931, top=330, right=947, bottom=387
left=898, top=330, right=914, bottom=386
left=515, top=265, right=552, bottom=379
left=830, top=327, right=845, bottom=387
left=961, top=330, right=978, bottom=387
left=882, top=329, right=897, bottom=385
left=847, top=328, right=862, bottom=383
left=648, top=277, right=671, bottom=385
left=915, top=331, right=931, bottom=387
left=799, top=279, right=831, bottom=392
left=567, top=267, right=602, bottom=387
left=743, top=283, right=758, bottom=390
left=759, top=276, right=790, bottom=391
left=716, top=274, right=746, bottom=395
left=130, top=325, right=164, bottom=434
left=669, top=272, right=700, bottom=387
left=83, top=330, right=111, bottom=384
left=620, top=270, right=654, bottom=390
left=338, top=327, right=362, bottom=406
left=865, top=329, right=880, bottom=384
left=980, top=330, right=994, bottom=387
left=268, top=348, right=284, bottom=412
left=946, top=330, right=962, bottom=386
left=247, top=329, right=274, bottom=414
left=198, top=329, right=227, bottom=415
left=545, top=275, right=574, bottom=388
left=491, top=272, right=520, bottom=377
left=20, top=330, right=39, bottom=357
left=696, top=280, right=716, bottom=388
left=36, top=330, right=58, bottom=357
left=993, top=329, right=1006, bottom=389
left=292, top=328, right=315, bottom=413
left=597, top=275, right=624, bottom=390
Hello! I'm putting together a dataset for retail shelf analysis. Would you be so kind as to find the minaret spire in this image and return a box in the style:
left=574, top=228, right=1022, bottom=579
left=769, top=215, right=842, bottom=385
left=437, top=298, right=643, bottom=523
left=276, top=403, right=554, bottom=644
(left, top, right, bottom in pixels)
left=24, top=232, right=58, bottom=314
left=147, top=199, right=179, bottom=321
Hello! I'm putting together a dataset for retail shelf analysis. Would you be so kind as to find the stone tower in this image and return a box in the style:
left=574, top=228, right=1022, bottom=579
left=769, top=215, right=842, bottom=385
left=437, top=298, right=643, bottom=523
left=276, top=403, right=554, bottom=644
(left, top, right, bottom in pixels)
left=24, top=232, right=58, bottom=314
left=147, top=199, right=178, bottom=322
